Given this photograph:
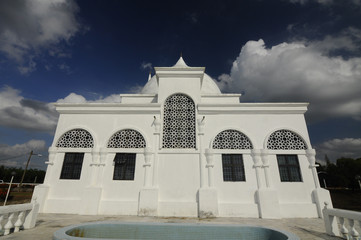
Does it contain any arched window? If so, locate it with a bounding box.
[212,130,251,182]
[56,129,94,148]
[212,130,253,149]
[56,128,93,180]
[107,129,146,148]
[162,94,196,148]
[267,130,307,150]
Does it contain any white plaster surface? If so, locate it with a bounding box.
[33,57,332,218]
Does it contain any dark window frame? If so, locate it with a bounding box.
[277,154,303,182]
[60,153,84,180]
[222,154,246,182]
[113,153,136,180]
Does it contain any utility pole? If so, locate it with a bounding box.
[19,151,41,187]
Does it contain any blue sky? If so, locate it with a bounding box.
[0,0,361,169]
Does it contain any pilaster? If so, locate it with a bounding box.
[307,149,333,218]
[198,148,219,218]
[255,149,281,219]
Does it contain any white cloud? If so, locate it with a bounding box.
[0,140,46,168]
[56,92,121,103]
[218,38,361,122]
[0,140,46,160]
[315,138,361,163]
[0,86,58,132]
[308,27,361,54]
[140,62,153,71]
[0,0,82,74]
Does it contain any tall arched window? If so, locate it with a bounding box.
[162,94,196,148]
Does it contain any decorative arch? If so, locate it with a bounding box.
[107,129,146,148]
[162,93,196,148]
[212,129,253,149]
[56,128,94,148]
[267,129,307,150]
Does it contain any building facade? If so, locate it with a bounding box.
[33,57,332,218]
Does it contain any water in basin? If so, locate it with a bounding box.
[53,221,299,240]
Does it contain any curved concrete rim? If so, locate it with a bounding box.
[53,221,300,240]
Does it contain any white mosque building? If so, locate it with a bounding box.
[33,57,332,218]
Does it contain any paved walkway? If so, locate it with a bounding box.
[2,214,341,240]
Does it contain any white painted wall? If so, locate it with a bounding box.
[32,58,332,218]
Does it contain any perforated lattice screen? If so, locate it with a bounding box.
[56,129,94,148]
[267,130,307,150]
[212,130,253,149]
[108,129,146,148]
[162,94,196,148]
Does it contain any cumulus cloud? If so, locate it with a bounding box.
[0,140,46,168]
[0,0,82,74]
[0,86,58,132]
[315,138,361,163]
[56,92,121,103]
[308,27,361,55]
[218,38,361,122]
[0,140,46,160]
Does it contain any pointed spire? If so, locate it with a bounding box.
[172,55,189,68]
[148,71,152,81]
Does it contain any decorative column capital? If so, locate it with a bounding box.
[48,147,57,154]
[306,149,316,158]
[197,117,205,135]
[260,149,270,167]
[144,147,153,166]
[251,149,262,167]
[205,148,214,167]
[46,147,57,165]
[306,149,318,167]
[153,116,161,134]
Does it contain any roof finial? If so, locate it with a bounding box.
[173,54,189,68]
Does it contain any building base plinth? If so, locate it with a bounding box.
[198,188,218,218]
[256,188,281,219]
[79,187,102,215]
[138,188,159,216]
[312,188,333,218]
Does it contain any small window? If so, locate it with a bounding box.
[277,155,302,182]
[113,153,136,180]
[60,153,84,179]
[222,154,246,182]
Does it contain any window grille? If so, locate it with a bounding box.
[56,129,94,148]
[60,153,84,179]
[213,130,253,149]
[277,155,302,182]
[267,130,307,150]
[162,94,196,148]
[222,154,246,181]
[113,153,136,180]
[108,129,146,148]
